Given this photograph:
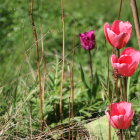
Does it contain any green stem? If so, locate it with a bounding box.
[120,129,123,140]
[120,78,124,100]
[88,50,94,83]
[117,49,120,57]
[115,79,119,101]
[124,77,127,101]
[115,49,120,101]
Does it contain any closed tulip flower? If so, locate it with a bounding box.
[106,101,134,129]
[79,30,96,50]
[104,20,132,49]
[111,47,140,77]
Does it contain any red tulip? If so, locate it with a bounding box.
[111,47,140,77]
[106,101,134,129]
[79,30,96,50]
[104,20,132,49]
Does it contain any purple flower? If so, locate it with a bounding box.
[79,30,96,50]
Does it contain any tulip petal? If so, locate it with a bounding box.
[123,112,134,129]
[118,101,132,114]
[121,47,140,62]
[111,20,132,35]
[104,23,112,45]
[119,21,132,36]
[107,29,128,49]
[110,103,120,116]
[111,102,127,116]
[121,47,136,56]
[111,20,121,35]
[88,30,95,39]
[127,111,134,121]
[116,63,131,77]
[126,61,139,76]
[105,111,118,128]
[111,115,125,129]
[117,102,132,116]
[111,54,118,64]
[118,55,132,64]
[132,51,140,63]
[111,20,132,38]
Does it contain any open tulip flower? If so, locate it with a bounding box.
[104,20,132,49]
[106,101,134,129]
[79,30,96,50]
[111,47,140,77]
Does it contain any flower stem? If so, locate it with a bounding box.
[88,50,94,83]
[117,49,120,57]
[120,78,124,100]
[124,77,127,101]
[115,49,120,101]
[115,79,119,101]
[120,129,123,140]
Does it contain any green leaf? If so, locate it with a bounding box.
[91,72,99,98]
[80,64,90,90]
[85,116,118,140]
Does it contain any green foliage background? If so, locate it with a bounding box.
[0,0,140,139]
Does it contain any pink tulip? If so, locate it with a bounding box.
[106,101,134,129]
[79,30,96,50]
[104,20,132,49]
[111,47,140,77]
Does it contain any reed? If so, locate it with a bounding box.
[105,39,111,140]
[59,0,65,123]
[70,19,76,120]
[130,0,140,50]
[40,21,47,102]
[30,0,44,131]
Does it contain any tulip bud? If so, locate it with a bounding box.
[79,30,96,50]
